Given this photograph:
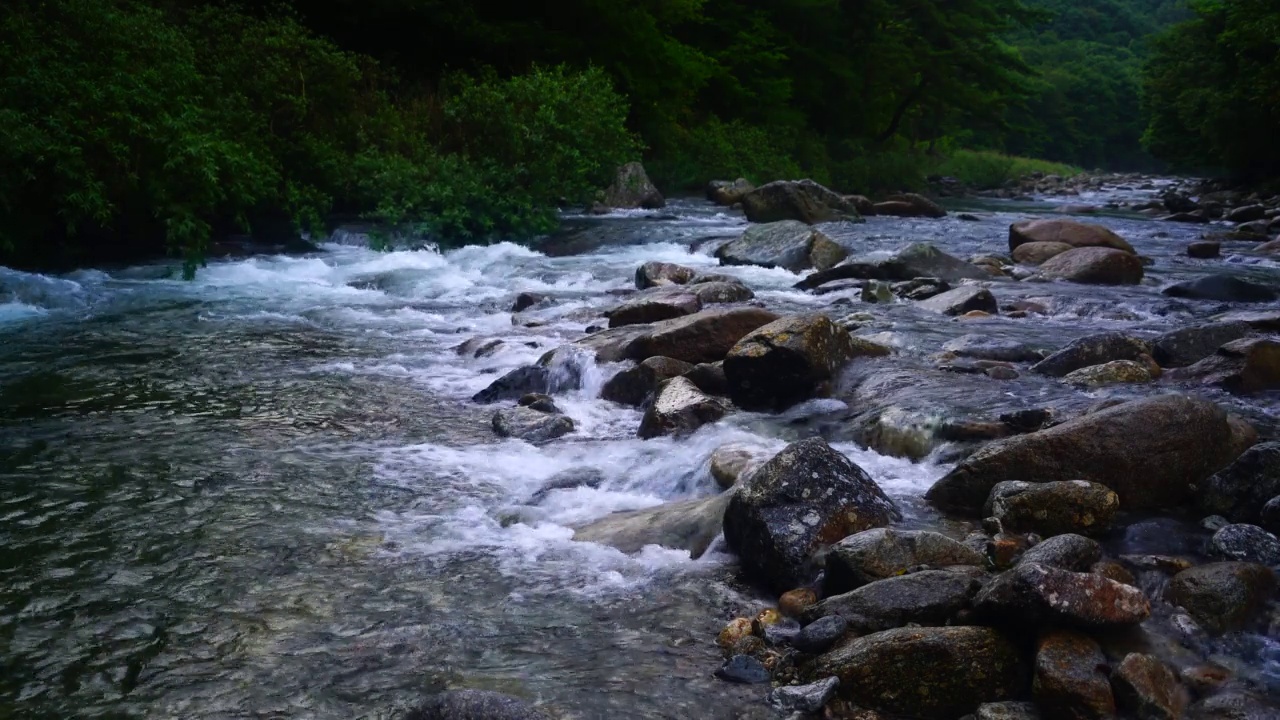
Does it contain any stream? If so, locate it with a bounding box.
[2,184,1279,718]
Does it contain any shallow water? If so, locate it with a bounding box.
[2,190,1279,718]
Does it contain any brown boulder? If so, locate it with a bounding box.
[741,179,862,225]
[1009,219,1136,254]
[974,562,1151,629]
[1167,562,1277,633]
[1166,337,1280,395]
[1013,241,1074,265]
[724,313,877,411]
[624,308,780,364]
[1037,247,1144,285]
[1033,631,1116,720]
[1111,653,1189,720]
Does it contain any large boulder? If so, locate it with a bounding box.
[740,179,862,225]
[1009,219,1136,254]
[1031,332,1153,377]
[1153,321,1254,368]
[686,280,754,304]
[1210,524,1280,565]
[607,288,701,328]
[1166,337,1280,394]
[927,395,1247,515]
[473,365,551,404]
[707,178,755,206]
[814,626,1026,719]
[1111,654,1189,720]
[796,243,989,290]
[808,568,984,632]
[724,314,879,411]
[1167,562,1277,633]
[601,356,694,407]
[623,307,780,364]
[1037,247,1144,285]
[1033,631,1116,720]
[716,220,847,272]
[974,562,1151,629]
[1019,534,1103,572]
[635,261,696,289]
[407,690,551,720]
[723,438,900,591]
[492,407,575,443]
[602,161,665,209]
[918,286,999,316]
[1063,360,1153,387]
[572,492,732,558]
[1162,276,1279,303]
[637,377,727,439]
[985,481,1119,537]
[824,528,986,595]
[1013,241,1074,265]
[1200,441,1280,524]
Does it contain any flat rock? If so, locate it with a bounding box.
[794,614,849,653]
[1038,247,1144,285]
[974,562,1151,629]
[1009,219,1135,254]
[795,242,990,290]
[942,334,1047,362]
[824,528,986,595]
[716,654,770,684]
[637,376,726,439]
[986,481,1119,537]
[1031,332,1152,377]
[918,286,998,316]
[808,568,984,632]
[572,493,732,559]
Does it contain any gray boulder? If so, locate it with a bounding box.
[492,407,575,443]
[796,242,989,290]
[602,161,664,209]
[974,562,1151,629]
[637,377,727,439]
[601,356,694,407]
[1210,524,1280,565]
[942,334,1047,362]
[918,286,999,316]
[723,438,900,591]
[607,288,701,327]
[1153,321,1253,368]
[572,492,732,559]
[1019,534,1103,572]
[823,528,986,595]
[623,308,780,364]
[635,261,696,289]
[808,568,985,632]
[740,179,862,224]
[1031,332,1152,377]
[1013,241,1073,265]
[1167,562,1277,633]
[716,220,847,272]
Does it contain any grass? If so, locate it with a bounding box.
[931,149,1084,190]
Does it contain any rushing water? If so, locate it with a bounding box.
[2,191,1279,718]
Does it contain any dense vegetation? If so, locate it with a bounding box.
[0,0,1276,272]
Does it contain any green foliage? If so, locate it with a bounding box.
[932,150,1083,189]
[1142,0,1280,180]
[647,118,804,190]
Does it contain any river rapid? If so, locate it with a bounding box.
[2,186,1279,718]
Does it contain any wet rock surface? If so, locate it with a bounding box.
[974,562,1151,629]
[985,480,1119,537]
[1167,562,1277,633]
[823,528,986,594]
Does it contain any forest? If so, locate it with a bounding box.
[1,0,1277,272]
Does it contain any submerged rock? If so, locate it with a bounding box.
[1009,219,1136,254]
[724,313,876,411]
[985,481,1119,537]
[572,492,732,558]
[723,438,899,591]
[974,562,1151,629]
[769,677,840,715]
[926,395,1246,515]
[492,407,574,443]
[637,377,727,439]
[823,528,986,595]
[715,654,770,684]
[740,179,862,224]
[814,626,1025,719]
[942,334,1047,362]
[794,615,849,653]
[1167,562,1277,633]
[1037,247,1144,285]
[1030,332,1152,377]
[716,220,847,272]
[529,467,605,504]
[407,690,551,720]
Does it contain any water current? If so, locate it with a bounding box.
[2,186,1279,718]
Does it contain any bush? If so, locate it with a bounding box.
[932,150,1083,189]
[647,117,804,190]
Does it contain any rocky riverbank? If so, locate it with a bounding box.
[453,178,1280,719]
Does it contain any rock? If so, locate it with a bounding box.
[741,179,862,224]
[635,261,697,289]
[977,702,1042,720]
[492,407,574,443]
[572,492,732,559]
[407,689,550,720]
[1262,496,1280,536]
[808,569,984,632]
[769,677,840,715]
[1167,337,1280,394]
[709,444,762,489]
[824,528,986,595]
[473,365,551,404]
[1033,631,1116,720]
[1189,692,1280,720]
[1031,332,1152,377]
[918,286,999,316]
[1168,562,1277,633]
[814,626,1025,719]
[1210,524,1280,565]
[716,654,770,684]
[608,288,702,327]
[1227,205,1267,223]
[893,277,951,300]
[717,617,754,651]
[927,395,1245,515]
[1063,360,1153,387]
[1254,238,1280,254]
[942,334,1047,362]
[1111,653,1189,720]
[1153,321,1253,368]
[518,393,560,414]
[716,220,847,272]
[974,562,1151,629]
[511,292,546,313]
[1019,534,1103,572]
[687,280,754,304]
[683,361,729,396]
[601,356,695,406]
[637,377,727,439]
[707,178,755,206]
[1189,242,1222,259]
[844,194,877,215]
[624,308,780,364]
[884,192,947,218]
[1162,212,1210,224]
[1199,442,1280,524]
[723,438,900,591]
[1093,560,1136,586]
[794,615,849,653]
[1038,247,1144,285]
[861,281,895,303]
[529,467,605,504]
[780,588,819,618]
[724,314,875,411]
[1013,241,1074,265]
[603,161,664,209]
[796,242,989,290]
[1009,219,1136,254]
[986,481,1119,537]
[1162,276,1279,303]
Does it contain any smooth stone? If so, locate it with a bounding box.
[492,407,574,443]
[709,444,762,489]
[942,334,1047,362]
[572,493,732,559]
[1009,219,1135,253]
[1210,524,1280,565]
[1167,562,1277,633]
[607,289,701,328]
[808,568,985,632]
[1031,332,1152,377]
[794,614,849,653]
[1037,246,1144,285]
[918,286,999,316]
[1188,241,1221,259]
[823,527,986,594]
[1013,241,1073,265]
[1162,276,1278,303]
[1019,534,1103,572]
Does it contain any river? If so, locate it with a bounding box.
[2,186,1278,718]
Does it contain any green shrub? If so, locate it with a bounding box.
[647,117,804,190]
[932,149,1083,189]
